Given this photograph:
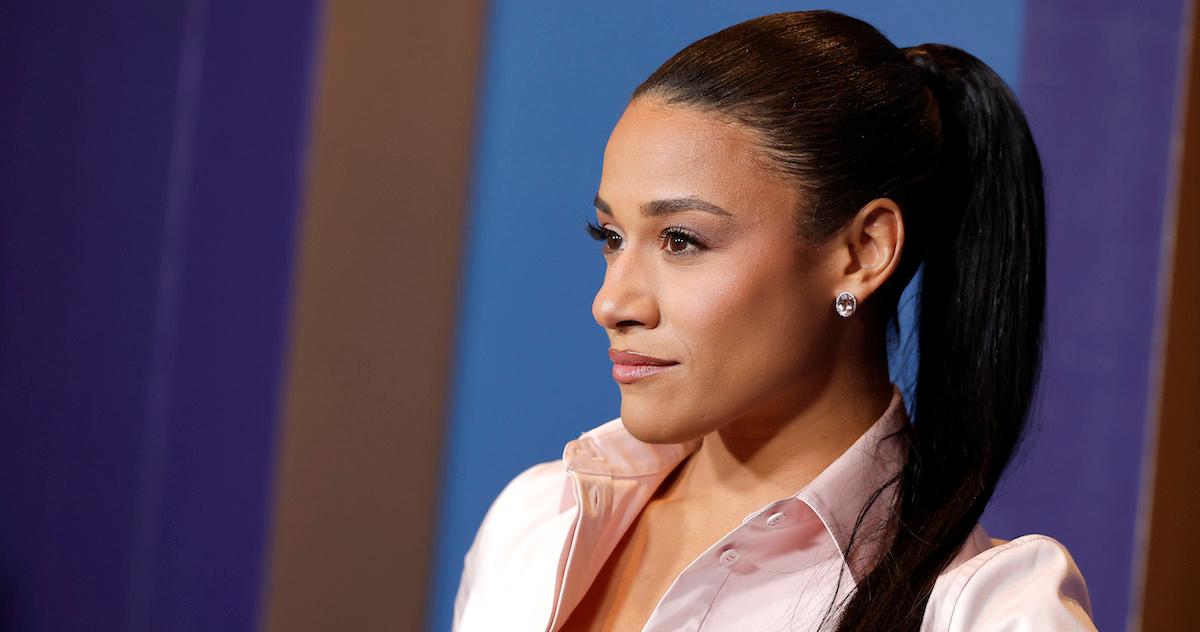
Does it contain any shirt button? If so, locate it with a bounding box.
[719,548,740,567]
[766,512,786,527]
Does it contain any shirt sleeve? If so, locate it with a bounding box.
[938,534,1096,632]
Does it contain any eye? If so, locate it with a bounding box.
[660,227,707,257]
[585,219,623,252]
[585,220,708,257]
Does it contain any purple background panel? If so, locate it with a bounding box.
[981,1,1188,630]
[0,1,320,630]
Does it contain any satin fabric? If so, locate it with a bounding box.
[453,384,1096,631]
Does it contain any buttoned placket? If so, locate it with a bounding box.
[647,546,740,631]
[640,496,821,631]
[639,506,769,632]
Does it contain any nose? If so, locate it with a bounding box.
[592,248,660,332]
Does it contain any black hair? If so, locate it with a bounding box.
[631,10,1045,630]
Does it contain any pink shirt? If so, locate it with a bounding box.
[453,384,1096,631]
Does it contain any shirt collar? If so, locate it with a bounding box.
[561,383,909,580]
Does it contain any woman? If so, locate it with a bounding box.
[454,10,1095,632]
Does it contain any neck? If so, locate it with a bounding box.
[661,329,894,512]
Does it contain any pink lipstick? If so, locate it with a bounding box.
[609,348,678,384]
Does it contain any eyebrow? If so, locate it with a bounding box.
[594,194,734,219]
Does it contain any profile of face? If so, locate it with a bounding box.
[591,98,859,445]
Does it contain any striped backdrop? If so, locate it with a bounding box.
[1,1,1194,631]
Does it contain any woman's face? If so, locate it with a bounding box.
[592,98,845,444]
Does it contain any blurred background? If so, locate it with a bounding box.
[1,1,1197,631]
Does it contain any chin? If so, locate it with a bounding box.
[619,404,704,445]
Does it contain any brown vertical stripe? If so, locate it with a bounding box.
[262,2,485,630]
[1139,4,1200,631]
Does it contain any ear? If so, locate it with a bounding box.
[834,198,904,306]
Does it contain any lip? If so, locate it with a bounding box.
[609,348,678,384]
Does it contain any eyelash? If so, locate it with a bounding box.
[584,219,707,257]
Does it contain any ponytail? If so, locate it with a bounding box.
[833,44,1047,631]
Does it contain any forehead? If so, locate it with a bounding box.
[599,99,797,218]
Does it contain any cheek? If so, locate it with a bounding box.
[619,250,834,444]
[674,257,820,363]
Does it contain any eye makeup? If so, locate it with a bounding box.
[584,219,710,257]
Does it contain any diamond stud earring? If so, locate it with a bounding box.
[834,291,858,318]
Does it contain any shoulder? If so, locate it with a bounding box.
[453,459,575,631]
[481,459,569,531]
[461,458,571,568]
[923,530,1096,632]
